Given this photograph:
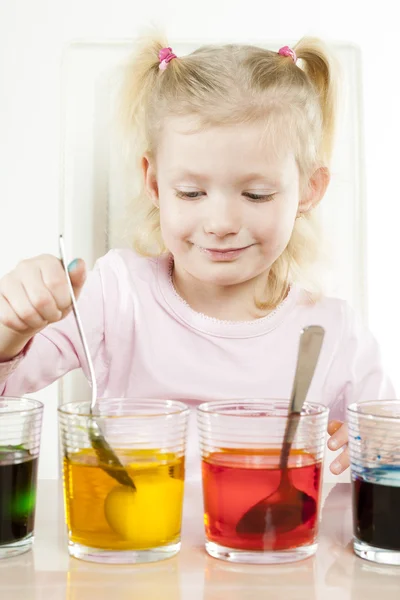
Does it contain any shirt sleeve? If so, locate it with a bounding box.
[0,261,107,396]
[328,304,397,421]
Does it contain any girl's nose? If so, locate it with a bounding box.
[203,197,241,238]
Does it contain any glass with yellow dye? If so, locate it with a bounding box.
[58,399,189,564]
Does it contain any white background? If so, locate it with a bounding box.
[0,0,399,479]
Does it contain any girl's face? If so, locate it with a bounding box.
[144,117,322,289]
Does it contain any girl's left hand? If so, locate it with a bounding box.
[327,420,349,475]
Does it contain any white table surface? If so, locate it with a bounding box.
[1,480,400,600]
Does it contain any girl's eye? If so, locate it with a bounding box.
[175,190,205,199]
[243,192,276,202]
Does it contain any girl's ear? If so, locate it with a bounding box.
[298,166,330,215]
[142,153,159,207]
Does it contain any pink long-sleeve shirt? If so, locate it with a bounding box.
[0,249,395,477]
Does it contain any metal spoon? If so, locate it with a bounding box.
[236,325,325,536]
[59,235,135,489]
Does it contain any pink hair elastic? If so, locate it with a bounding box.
[278,46,297,64]
[158,47,177,71]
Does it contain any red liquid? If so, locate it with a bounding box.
[202,449,322,551]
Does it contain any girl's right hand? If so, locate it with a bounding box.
[327,420,349,474]
[0,254,86,360]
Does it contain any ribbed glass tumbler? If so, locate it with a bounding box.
[58,398,189,564]
[197,399,328,564]
[348,400,400,565]
[0,397,43,558]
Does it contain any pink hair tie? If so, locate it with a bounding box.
[158,47,177,71]
[278,46,297,64]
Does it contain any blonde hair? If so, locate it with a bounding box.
[117,35,339,308]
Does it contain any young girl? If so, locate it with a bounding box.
[0,37,395,479]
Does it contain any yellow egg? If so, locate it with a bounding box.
[104,474,184,547]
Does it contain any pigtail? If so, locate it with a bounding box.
[294,38,339,166]
[116,34,171,255]
[118,35,168,155]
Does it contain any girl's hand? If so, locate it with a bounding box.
[0,254,86,360]
[327,420,350,475]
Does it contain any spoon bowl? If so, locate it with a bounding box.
[236,462,317,535]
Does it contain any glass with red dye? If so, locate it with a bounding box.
[197,400,328,564]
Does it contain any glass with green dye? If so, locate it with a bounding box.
[0,397,43,558]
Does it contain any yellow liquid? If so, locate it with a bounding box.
[63,449,185,550]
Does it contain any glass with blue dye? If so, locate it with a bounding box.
[348,401,400,565]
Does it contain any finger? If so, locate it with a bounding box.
[327,420,343,436]
[66,259,86,297]
[38,258,73,313]
[18,264,63,323]
[0,294,29,333]
[0,274,48,330]
[330,447,350,475]
[327,422,348,451]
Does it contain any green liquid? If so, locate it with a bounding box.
[0,446,38,545]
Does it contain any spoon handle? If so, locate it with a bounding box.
[280,325,325,469]
[290,325,325,415]
[59,235,97,410]
[59,236,136,489]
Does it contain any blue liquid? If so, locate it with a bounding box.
[352,466,400,551]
